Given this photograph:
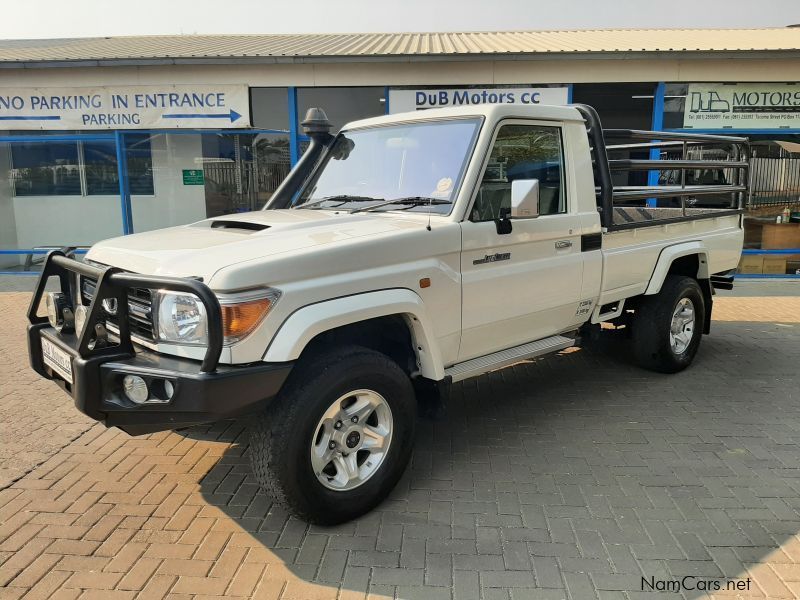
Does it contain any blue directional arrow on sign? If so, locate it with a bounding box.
[0,115,61,121]
[162,109,242,123]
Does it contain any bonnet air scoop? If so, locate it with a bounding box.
[209,220,270,232]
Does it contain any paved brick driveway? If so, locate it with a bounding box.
[0,293,94,488]
[1,290,800,599]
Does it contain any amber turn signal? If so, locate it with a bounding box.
[221,297,274,343]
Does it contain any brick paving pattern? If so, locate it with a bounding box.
[1,291,800,599]
[0,293,94,488]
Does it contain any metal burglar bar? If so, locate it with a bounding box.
[750,157,800,207]
[573,104,750,231]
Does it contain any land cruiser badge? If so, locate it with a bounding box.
[473,252,511,265]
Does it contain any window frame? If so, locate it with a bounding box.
[466,118,569,223]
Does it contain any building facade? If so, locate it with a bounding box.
[1,29,799,275]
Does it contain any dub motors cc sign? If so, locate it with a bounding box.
[683,83,800,130]
[389,87,569,114]
[0,84,251,130]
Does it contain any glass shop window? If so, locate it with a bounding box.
[10,135,154,197]
[297,87,386,131]
[10,143,81,197]
[123,134,155,195]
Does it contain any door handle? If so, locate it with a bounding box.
[555,240,573,249]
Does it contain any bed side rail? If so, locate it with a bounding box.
[572,104,750,231]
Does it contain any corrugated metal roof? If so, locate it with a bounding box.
[0,29,798,64]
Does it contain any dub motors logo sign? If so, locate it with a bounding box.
[388,87,569,114]
[684,83,800,129]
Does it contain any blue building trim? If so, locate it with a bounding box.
[742,248,800,255]
[664,128,786,135]
[384,86,391,115]
[735,273,800,279]
[646,82,666,207]
[566,84,574,104]
[114,131,133,234]
[0,249,88,255]
[288,87,300,167]
[114,128,289,136]
[0,133,115,143]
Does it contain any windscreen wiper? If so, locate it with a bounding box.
[294,195,385,210]
[350,197,452,214]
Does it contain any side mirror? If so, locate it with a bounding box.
[510,179,540,219]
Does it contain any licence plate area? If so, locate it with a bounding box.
[41,336,74,384]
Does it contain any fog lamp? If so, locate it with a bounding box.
[122,375,149,404]
[45,292,74,333]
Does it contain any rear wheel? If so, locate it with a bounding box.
[249,345,416,524]
[632,275,705,373]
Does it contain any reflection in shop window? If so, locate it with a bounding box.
[200,133,291,217]
[84,141,118,195]
[85,135,154,196]
[124,135,155,195]
[10,143,81,196]
[10,136,154,197]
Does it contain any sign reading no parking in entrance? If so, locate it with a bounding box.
[0,84,251,130]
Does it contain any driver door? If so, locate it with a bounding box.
[458,121,585,361]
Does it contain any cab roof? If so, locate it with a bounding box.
[341,103,585,131]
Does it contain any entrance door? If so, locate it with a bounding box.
[459,121,585,361]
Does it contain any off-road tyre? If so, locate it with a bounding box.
[632,275,705,374]
[249,345,416,524]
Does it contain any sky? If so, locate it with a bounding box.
[0,0,798,39]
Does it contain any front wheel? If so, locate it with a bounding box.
[631,275,705,373]
[249,346,416,524]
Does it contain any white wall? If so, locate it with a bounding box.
[0,145,19,268]
[13,194,126,249]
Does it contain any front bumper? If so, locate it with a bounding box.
[26,251,293,435]
[28,323,293,436]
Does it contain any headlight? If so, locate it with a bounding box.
[155,288,280,346]
[157,291,209,345]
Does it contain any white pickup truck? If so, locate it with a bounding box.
[27,103,748,523]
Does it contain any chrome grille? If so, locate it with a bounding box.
[81,277,156,341]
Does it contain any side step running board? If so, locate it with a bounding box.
[444,335,574,383]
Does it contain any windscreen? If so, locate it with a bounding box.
[294,118,482,215]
